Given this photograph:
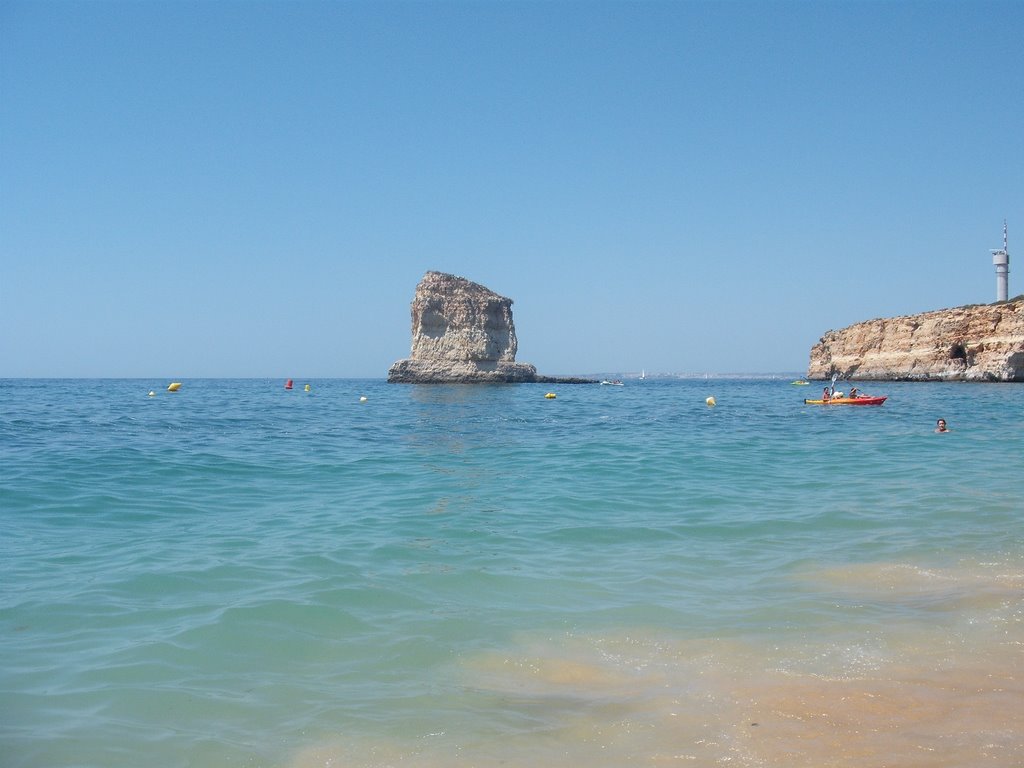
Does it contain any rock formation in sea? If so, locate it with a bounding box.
[807,297,1024,382]
[387,271,594,384]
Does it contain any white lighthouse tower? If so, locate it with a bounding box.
[990,220,1009,302]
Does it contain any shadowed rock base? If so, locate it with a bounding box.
[387,359,540,384]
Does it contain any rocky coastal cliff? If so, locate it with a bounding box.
[808,298,1024,382]
[388,272,594,384]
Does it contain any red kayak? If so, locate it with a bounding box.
[804,396,887,406]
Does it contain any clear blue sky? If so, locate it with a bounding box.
[2,0,1021,378]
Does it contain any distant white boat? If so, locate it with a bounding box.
[640,369,646,380]
[601,380,624,386]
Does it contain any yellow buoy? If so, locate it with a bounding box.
[167,382,182,392]
[304,384,311,392]
[545,392,557,399]
[706,396,716,406]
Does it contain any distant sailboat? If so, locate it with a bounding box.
[640,369,646,380]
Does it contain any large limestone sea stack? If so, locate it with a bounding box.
[808,298,1024,382]
[388,271,592,384]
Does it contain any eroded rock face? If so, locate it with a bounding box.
[408,271,520,363]
[808,298,1024,381]
[387,272,545,383]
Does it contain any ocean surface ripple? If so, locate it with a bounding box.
[2,378,1022,767]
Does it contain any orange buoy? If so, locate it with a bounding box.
[285,379,293,390]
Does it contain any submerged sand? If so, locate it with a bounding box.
[292,557,1024,767]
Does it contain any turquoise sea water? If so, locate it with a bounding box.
[2,378,1022,768]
